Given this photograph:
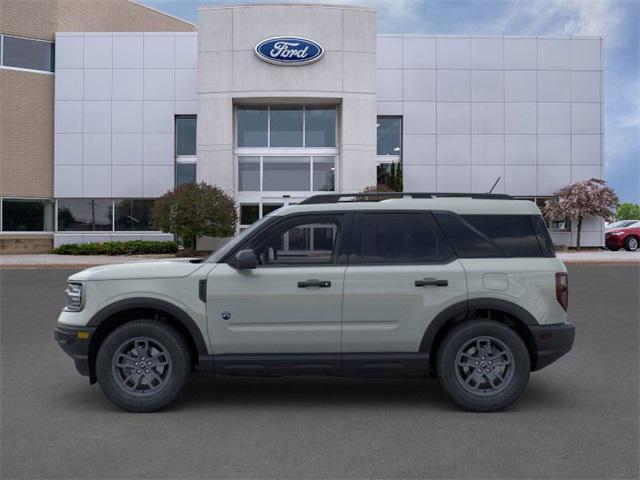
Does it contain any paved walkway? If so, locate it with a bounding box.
[0,250,638,268]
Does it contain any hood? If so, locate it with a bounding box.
[606,228,628,235]
[68,259,205,282]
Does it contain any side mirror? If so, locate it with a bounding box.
[233,249,258,270]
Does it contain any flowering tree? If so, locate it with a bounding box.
[543,179,619,250]
[152,182,237,255]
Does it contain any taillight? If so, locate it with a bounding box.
[555,272,568,311]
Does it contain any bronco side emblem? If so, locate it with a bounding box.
[221,311,232,321]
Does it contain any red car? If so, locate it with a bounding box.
[605,222,640,251]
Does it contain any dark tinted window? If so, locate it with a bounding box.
[353,213,453,264]
[57,199,112,231]
[2,35,54,72]
[530,215,556,257]
[114,199,155,231]
[2,199,53,231]
[434,212,502,258]
[175,116,196,155]
[176,163,196,186]
[462,215,543,257]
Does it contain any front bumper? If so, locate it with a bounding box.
[529,322,575,371]
[605,235,624,248]
[54,325,95,377]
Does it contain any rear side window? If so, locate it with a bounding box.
[434,212,502,258]
[352,212,454,264]
[530,215,556,257]
[461,215,544,257]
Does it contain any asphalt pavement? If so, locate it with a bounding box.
[1,265,638,479]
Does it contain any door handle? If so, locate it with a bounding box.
[415,278,448,287]
[297,279,331,288]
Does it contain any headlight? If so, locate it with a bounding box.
[64,283,84,312]
[609,231,624,236]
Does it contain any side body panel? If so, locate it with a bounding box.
[341,260,468,352]
[206,263,346,354]
[461,257,568,325]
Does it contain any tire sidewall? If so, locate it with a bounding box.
[624,236,638,251]
[437,320,531,412]
[96,320,190,412]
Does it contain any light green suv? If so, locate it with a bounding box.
[55,193,575,412]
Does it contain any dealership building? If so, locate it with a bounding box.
[0,1,605,252]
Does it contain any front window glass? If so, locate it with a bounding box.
[1,199,54,231]
[175,116,196,156]
[269,107,303,147]
[263,156,310,191]
[2,35,54,72]
[57,199,112,231]
[305,107,336,147]
[114,199,155,231]
[377,117,401,156]
[237,107,268,147]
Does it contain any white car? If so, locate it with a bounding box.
[55,193,575,412]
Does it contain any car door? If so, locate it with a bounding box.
[206,213,348,357]
[341,211,467,357]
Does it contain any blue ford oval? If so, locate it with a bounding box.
[255,37,324,66]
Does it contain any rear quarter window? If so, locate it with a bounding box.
[461,215,545,257]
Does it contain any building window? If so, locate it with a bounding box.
[517,197,572,231]
[175,116,196,186]
[236,106,337,148]
[376,116,402,191]
[238,156,335,192]
[114,199,155,231]
[1,35,54,73]
[239,202,284,227]
[57,199,112,231]
[1,198,54,231]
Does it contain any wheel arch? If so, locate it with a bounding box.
[87,298,210,383]
[421,298,539,374]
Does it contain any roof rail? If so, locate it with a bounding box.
[299,192,513,205]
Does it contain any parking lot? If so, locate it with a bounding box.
[1,265,638,479]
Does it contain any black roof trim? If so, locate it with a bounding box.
[299,192,514,205]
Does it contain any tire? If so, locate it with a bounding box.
[624,236,638,252]
[96,320,191,412]
[436,320,531,412]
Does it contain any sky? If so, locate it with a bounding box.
[140,0,639,203]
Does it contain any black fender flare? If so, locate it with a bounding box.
[87,297,209,357]
[419,298,539,353]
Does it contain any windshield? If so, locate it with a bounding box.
[204,215,273,263]
[607,220,637,229]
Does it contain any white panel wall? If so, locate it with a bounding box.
[54,32,198,199]
[377,35,604,246]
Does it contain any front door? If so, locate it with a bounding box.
[206,213,348,361]
[341,212,467,361]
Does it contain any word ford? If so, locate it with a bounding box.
[255,36,324,65]
[270,41,309,59]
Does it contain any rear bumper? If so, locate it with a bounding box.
[54,325,95,377]
[529,322,575,371]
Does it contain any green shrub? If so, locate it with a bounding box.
[54,240,178,256]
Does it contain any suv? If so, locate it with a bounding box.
[55,193,575,412]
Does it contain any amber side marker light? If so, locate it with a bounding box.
[77,331,90,339]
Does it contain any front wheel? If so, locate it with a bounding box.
[96,320,191,412]
[624,236,638,251]
[436,320,530,412]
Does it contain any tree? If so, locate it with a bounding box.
[152,182,237,255]
[543,178,619,250]
[616,202,640,220]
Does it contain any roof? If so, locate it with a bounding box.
[272,196,542,216]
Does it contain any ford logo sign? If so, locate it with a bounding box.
[255,36,324,66]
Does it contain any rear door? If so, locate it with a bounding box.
[341,211,467,355]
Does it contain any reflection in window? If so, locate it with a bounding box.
[238,156,260,191]
[313,157,335,191]
[57,199,112,231]
[176,163,196,186]
[270,107,303,147]
[1,35,54,72]
[114,199,155,231]
[237,107,268,147]
[305,108,336,147]
[175,116,196,156]
[240,204,259,225]
[377,117,402,156]
[517,197,571,231]
[1,199,54,231]
[263,156,310,191]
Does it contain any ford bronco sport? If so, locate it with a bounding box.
[55,192,575,412]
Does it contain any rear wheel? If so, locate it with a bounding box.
[436,320,530,412]
[96,320,191,412]
[624,236,638,251]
